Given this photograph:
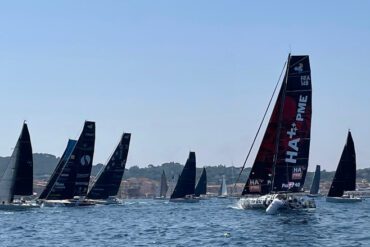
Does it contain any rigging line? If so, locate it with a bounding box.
[231,59,287,195]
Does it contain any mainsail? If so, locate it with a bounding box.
[170,152,196,199]
[159,170,168,198]
[47,121,95,200]
[310,165,321,195]
[219,175,227,196]
[0,123,33,204]
[86,133,131,200]
[242,55,312,195]
[13,123,33,196]
[38,139,77,199]
[194,167,207,197]
[328,131,356,197]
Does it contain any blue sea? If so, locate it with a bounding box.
[0,198,369,247]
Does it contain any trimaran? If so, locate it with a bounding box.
[238,54,316,213]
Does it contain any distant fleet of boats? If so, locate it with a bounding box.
[0,54,367,214]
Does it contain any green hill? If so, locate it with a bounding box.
[0,153,369,188]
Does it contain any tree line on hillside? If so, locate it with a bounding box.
[0,153,370,188]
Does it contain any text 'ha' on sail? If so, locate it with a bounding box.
[170,152,198,202]
[86,133,131,200]
[44,121,96,200]
[0,123,33,204]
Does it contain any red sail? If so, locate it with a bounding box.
[241,84,284,195]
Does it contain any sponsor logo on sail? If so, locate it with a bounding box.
[249,179,261,192]
[294,63,304,73]
[80,155,91,166]
[292,166,303,179]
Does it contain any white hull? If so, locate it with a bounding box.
[39,198,95,207]
[239,194,316,213]
[326,197,362,203]
[87,197,123,205]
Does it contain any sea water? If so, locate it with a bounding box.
[0,198,369,246]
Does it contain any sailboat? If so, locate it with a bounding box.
[86,133,131,204]
[195,167,207,198]
[326,131,362,203]
[155,170,169,199]
[238,54,316,213]
[170,152,199,203]
[0,123,34,207]
[38,121,96,207]
[308,165,321,197]
[218,175,228,198]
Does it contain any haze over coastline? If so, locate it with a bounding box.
[1,1,369,171]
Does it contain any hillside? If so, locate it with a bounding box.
[1,153,370,187]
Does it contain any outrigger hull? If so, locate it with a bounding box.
[326,197,362,203]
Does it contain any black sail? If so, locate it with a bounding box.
[87,133,131,200]
[159,170,168,198]
[328,131,356,197]
[272,55,312,192]
[38,139,77,199]
[13,123,33,196]
[310,165,321,195]
[47,121,95,199]
[170,152,196,199]
[194,167,207,196]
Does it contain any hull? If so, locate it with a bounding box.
[326,197,362,203]
[87,198,123,205]
[239,194,316,212]
[169,198,199,203]
[39,199,95,207]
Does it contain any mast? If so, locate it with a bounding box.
[328,131,356,197]
[170,152,196,199]
[271,54,290,192]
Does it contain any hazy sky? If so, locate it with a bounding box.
[1,1,369,171]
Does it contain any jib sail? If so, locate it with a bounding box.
[310,165,321,195]
[195,167,207,197]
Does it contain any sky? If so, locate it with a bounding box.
[0,1,369,171]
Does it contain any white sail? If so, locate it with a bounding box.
[221,176,227,196]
